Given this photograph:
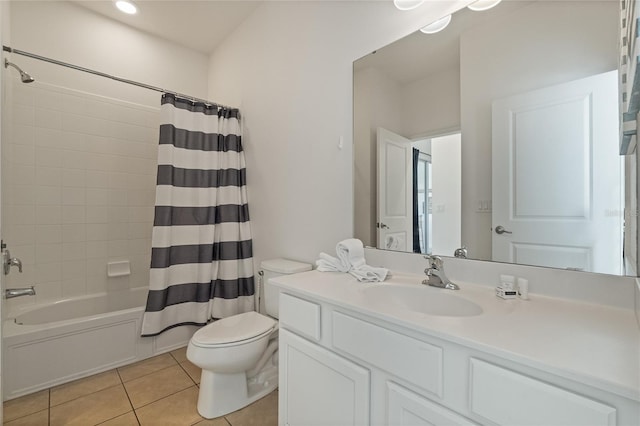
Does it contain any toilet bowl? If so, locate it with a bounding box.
[186,258,311,419]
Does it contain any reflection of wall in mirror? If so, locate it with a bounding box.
[459,1,618,260]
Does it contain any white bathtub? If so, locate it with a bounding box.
[3,288,198,400]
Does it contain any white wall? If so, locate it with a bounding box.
[208,0,473,268]
[400,66,460,138]
[431,133,461,255]
[459,1,618,260]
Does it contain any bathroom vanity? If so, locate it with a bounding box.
[271,270,640,425]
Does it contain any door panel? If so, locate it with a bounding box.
[377,127,413,252]
[492,70,622,274]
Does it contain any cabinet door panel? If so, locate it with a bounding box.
[279,329,370,426]
[388,382,477,426]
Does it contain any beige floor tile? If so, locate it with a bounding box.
[225,390,278,426]
[193,417,230,426]
[170,346,188,363]
[180,360,201,384]
[50,384,132,426]
[3,390,49,423]
[135,386,203,426]
[117,353,177,382]
[51,369,121,406]
[98,411,140,425]
[3,408,48,426]
[123,365,194,409]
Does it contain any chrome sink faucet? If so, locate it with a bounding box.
[422,255,459,290]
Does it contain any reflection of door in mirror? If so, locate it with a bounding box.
[373,128,461,254]
[492,70,622,275]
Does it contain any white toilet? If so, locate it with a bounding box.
[186,258,311,419]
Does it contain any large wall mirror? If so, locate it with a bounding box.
[353,0,639,277]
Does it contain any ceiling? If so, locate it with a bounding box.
[72,0,263,54]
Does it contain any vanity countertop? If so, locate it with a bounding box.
[270,270,640,402]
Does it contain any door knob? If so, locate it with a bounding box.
[377,222,389,229]
[495,225,512,235]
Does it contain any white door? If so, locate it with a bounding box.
[492,70,622,274]
[279,329,370,426]
[377,127,413,252]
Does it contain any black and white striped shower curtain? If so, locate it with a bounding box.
[141,94,255,337]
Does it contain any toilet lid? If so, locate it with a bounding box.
[191,311,276,346]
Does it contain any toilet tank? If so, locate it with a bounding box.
[260,258,312,318]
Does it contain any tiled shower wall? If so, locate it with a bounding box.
[2,81,159,310]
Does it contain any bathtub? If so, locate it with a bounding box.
[3,288,198,400]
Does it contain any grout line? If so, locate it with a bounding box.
[48,382,123,409]
[118,377,142,426]
[130,383,196,411]
[48,388,51,426]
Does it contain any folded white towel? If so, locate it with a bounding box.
[348,265,389,282]
[316,238,388,282]
[336,238,366,269]
[316,252,350,273]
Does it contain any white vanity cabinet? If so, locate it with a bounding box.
[277,288,639,426]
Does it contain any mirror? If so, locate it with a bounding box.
[353,0,637,276]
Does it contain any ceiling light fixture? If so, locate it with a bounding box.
[467,0,502,11]
[419,14,452,34]
[115,0,137,15]
[393,0,425,11]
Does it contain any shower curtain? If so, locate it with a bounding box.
[141,93,255,337]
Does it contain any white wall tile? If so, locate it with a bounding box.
[35,147,64,168]
[34,281,63,303]
[62,224,86,242]
[35,225,62,243]
[61,206,86,224]
[62,278,86,297]
[35,107,62,130]
[35,167,62,186]
[35,243,63,264]
[86,259,107,277]
[85,170,109,188]
[86,224,109,241]
[62,169,86,187]
[11,144,35,165]
[13,124,35,146]
[62,260,86,280]
[62,187,86,205]
[35,205,62,224]
[86,188,108,206]
[13,104,35,126]
[10,184,36,206]
[86,241,108,259]
[35,262,62,283]
[35,186,61,205]
[34,127,64,149]
[86,206,108,223]
[61,150,87,170]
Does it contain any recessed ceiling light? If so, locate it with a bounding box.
[468,0,502,11]
[419,15,452,34]
[393,0,425,11]
[115,0,137,15]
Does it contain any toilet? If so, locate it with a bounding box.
[186,258,312,419]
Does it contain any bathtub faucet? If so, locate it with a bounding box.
[5,286,36,299]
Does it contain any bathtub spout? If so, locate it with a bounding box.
[5,286,35,299]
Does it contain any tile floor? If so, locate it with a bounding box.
[2,347,278,426]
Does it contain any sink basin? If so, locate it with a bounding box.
[362,284,483,317]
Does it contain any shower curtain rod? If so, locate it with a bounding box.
[2,45,234,110]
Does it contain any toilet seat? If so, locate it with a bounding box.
[191,311,276,348]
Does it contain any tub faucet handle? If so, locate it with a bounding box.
[2,248,23,275]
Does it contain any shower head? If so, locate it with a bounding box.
[4,59,34,83]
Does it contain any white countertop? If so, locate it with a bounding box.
[270,270,640,402]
